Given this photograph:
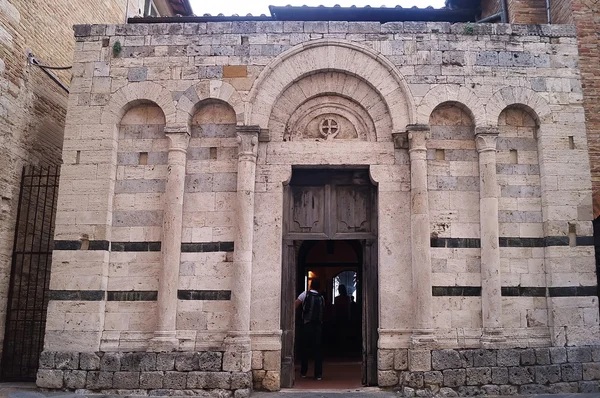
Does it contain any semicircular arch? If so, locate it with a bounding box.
[486,86,552,125]
[247,39,415,132]
[176,80,245,126]
[101,81,177,126]
[417,84,484,126]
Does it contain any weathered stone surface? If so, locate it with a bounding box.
[579,380,600,393]
[520,384,549,394]
[113,371,140,389]
[64,370,87,389]
[568,347,592,363]
[473,350,496,367]
[593,347,600,362]
[262,351,280,371]
[163,371,187,389]
[562,363,583,382]
[231,372,252,389]
[37,369,64,389]
[403,387,416,397]
[432,350,462,370]
[140,371,163,389]
[86,371,113,389]
[101,352,122,371]
[535,348,551,365]
[187,371,208,389]
[234,388,251,398]
[80,353,101,370]
[409,350,431,372]
[379,349,394,371]
[508,367,534,385]
[500,384,518,395]
[550,347,567,364]
[122,352,155,371]
[378,370,398,387]
[491,367,509,384]
[438,387,457,397]
[403,371,424,388]
[156,353,176,371]
[549,382,579,394]
[55,352,79,370]
[443,369,466,387]
[423,370,443,385]
[481,384,500,395]
[520,349,536,365]
[395,350,409,370]
[262,371,280,392]
[458,351,474,368]
[199,352,223,371]
[175,352,199,371]
[535,364,561,384]
[583,363,600,380]
[39,351,55,369]
[497,349,520,367]
[466,367,491,385]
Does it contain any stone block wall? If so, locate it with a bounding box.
[378,347,600,395]
[36,351,251,397]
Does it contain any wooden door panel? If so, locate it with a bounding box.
[290,186,326,234]
[335,185,371,234]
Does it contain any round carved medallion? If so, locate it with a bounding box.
[319,118,340,139]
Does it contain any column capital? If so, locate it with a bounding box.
[237,127,259,162]
[475,130,499,153]
[408,126,430,152]
[165,129,190,153]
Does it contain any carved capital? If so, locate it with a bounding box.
[475,132,499,153]
[392,131,409,149]
[165,130,190,153]
[408,127,430,152]
[236,126,259,162]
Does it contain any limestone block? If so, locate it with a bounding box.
[251,351,263,370]
[231,372,252,389]
[432,350,463,370]
[140,371,163,389]
[395,350,409,370]
[113,371,140,389]
[163,371,187,389]
[424,371,443,385]
[466,368,491,385]
[491,367,508,384]
[409,350,432,372]
[101,352,122,371]
[55,352,79,370]
[443,369,466,387]
[508,367,534,385]
[583,363,600,381]
[521,349,536,365]
[199,351,223,371]
[206,372,231,389]
[378,370,398,387]
[37,369,64,389]
[234,388,251,398]
[567,347,592,363]
[262,351,280,371]
[403,372,424,388]
[261,371,280,391]
[39,352,55,369]
[535,348,551,365]
[379,349,394,371]
[86,371,114,389]
[549,382,579,394]
[156,353,174,371]
[175,352,199,371]
[579,381,600,393]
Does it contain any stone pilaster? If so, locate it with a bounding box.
[475,127,505,345]
[148,126,190,352]
[224,125,259,372]
[408,124,436,347]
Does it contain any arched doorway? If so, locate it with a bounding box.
[281,168,378,388]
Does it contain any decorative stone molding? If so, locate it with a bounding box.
[485,86,552,126]
[475,127,500,153]
[248,39,414,132]
[416,84,485,126]
[392,131,409,149]
[175,80,245,125]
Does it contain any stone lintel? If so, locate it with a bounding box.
[164,125,189,135]
[406,123,431,132]
[475,126,500,136]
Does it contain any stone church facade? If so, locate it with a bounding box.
[36,10,600,396]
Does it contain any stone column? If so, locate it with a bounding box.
[223,125,259,372]
[148,126,190,352]
[408,124,436,346]
[475,127,505,344]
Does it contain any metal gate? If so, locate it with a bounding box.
[2,166,59,381]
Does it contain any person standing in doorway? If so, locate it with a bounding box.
[295,279,325,380]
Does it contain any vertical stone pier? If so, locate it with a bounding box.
[475,127,504,344]
[148,126,190,352]
[224,126,259,372]
[408,124,436,346]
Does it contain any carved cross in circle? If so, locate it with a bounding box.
[319,118,340,139]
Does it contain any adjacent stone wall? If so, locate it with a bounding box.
[379,347,600,395]
[36,351,251,397]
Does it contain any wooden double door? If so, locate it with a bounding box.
[280,169,378,387]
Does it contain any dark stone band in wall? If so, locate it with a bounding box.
[549,286,598,297]
[48,290,105,301]
[181,242,234,252]
[177,290,231,300]
[54,240,110,250]
[432,286,481,296]
[107,291,158,301]
[53,241,235,252]
[111,241,162,252]
[430,238,480,248]
[501,287,546,297]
